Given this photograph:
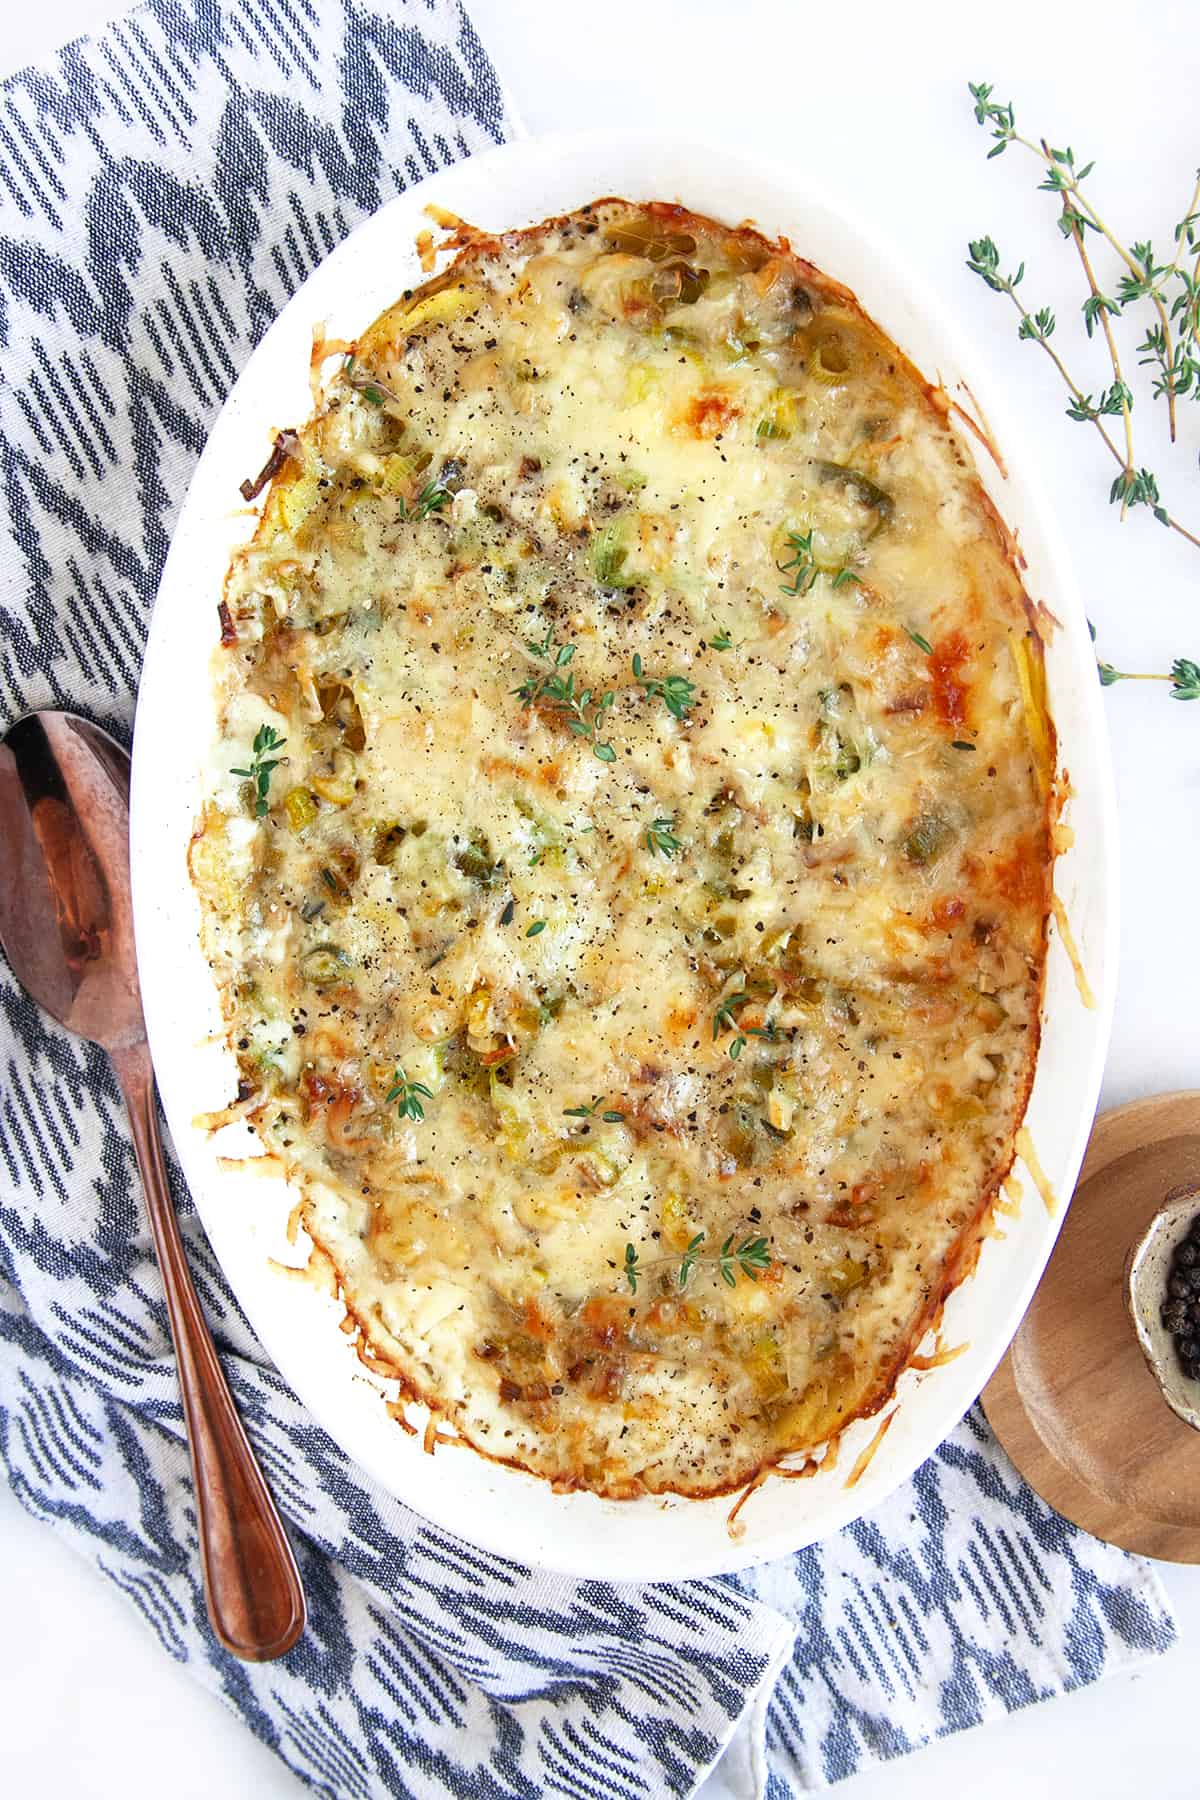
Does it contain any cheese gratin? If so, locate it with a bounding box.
[191,200,1054,1498]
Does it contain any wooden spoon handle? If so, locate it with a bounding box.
[112,1040,306,1660]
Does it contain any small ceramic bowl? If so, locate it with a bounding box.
[1126,1188,1200,1431]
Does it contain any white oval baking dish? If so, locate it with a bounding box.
[131,130,1117,1579]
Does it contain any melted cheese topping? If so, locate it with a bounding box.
[192,202,1052,1497]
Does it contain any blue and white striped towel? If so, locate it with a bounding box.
[0,2,1176,1793]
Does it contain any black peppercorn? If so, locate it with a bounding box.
[1164,1214,1200,1379]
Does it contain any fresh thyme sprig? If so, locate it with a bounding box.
[710,628,733,651]
[967,83,1194,440]
[644,816,683,858]
[230,724,286,819]
[712,991,777,1060]
[386,1067,434,1122]
[514,627,617,762]
[398,478,451,521]
[1098,657,1200,700]
[564,1097,626,1122]
[342,358,400,408]
[964,235,1197,545]
[716,1232,771,1286]
[622,1231,772,1294]
[778,529,859,596]
[1086,603,1199,713]
[632,655,697,722]
[779,529,818,596]
[965,83,1200,552]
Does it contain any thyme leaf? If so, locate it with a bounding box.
[230,724,286,819]
[778,528,818,596]
[632,655,697,722]
[712,991,777,1059]
[564,1097,626,1122]
[645,816,683,858]
[779,529,858,596]
[398,478,452,521]
[386,1067,434,1122]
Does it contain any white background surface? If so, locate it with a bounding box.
[2,1,1199,1795]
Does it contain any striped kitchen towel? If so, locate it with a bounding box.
[0,1,1176,1794]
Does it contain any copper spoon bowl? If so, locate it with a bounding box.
[0,710,305,1660]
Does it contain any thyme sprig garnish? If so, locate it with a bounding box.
[230,724,286,819]
[343,359,400,408]
[712,991,777,1060]
[965,83,1200,551]
[645,816,683,858]
[622,1231,772,1294]
[632,655,697,722]
[716,1232,771,1285]
[398,478,451,521]
[778,529,859,596]
[564,1097,626,1122]
[386,1067,434,1122]
[514,627,617,762]
[710,628,733,651]
[779,529,818,596]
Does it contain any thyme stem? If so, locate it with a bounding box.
[1054,162,1135,513]
[1002,286,1126,467]
[1010,128,1181,439]
[622,1232,771,1294]
[1164,172,1200,284]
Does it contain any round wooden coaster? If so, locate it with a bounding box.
[982,1090,1200,1561]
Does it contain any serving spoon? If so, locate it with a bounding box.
[0,710,305,1661]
